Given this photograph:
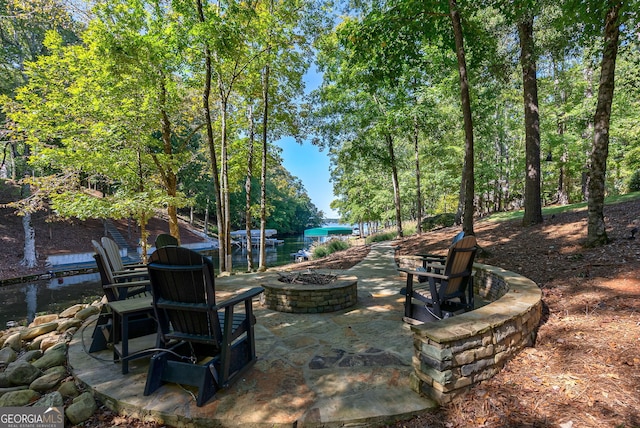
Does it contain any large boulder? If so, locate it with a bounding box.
[65,392,97,425]
[20,322,59,341]
[34,390,64,408]
[74,306,100,321]
[4,332,22,351]
[5,361,41,386]
[56,318,83,333]
[0,389,39,406]
[57,380,80,399]
[16,349,42,363]
[30,370,67,392]
[32,344,67,370]
[0,346,17,365]
[59,304,85,318]
[30,314,59,326]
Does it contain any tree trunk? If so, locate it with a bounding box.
[519,15,543,226]
[245,106,255,272]
[196,0,225,271]
[449,0,475,235]
[553,61,569,205]
[158,80,181,243]
[20,179,37,268]
[586,1,621,247]
[220,98,232,272]
[21,213,37,268]
[413,114,423,234]
[137,211,151,262]
[204,196,210,236]
[258,56,270,272]
[386,133,403,238]
[558,144,569,205]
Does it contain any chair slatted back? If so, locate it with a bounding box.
[101,236,126,272]
[441,236,477,298]
[92,240,117,285]
[147,246,222,348]
[154,233,178,249]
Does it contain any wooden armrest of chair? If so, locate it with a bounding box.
[113,264,147,274]
[106,279,151,299]
[416,253,446,260]
[421,255,446,263]
[215,287,265,310]
[112,270,149,282]
[399,267,448,280]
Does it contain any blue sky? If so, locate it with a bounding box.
[275,136,337,218]
[274,67,339,219]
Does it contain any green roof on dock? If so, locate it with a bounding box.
[304,227,353,238]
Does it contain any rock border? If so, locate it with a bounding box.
[397,261,542,404]
[259,273,358,313]
[0,301,103,425]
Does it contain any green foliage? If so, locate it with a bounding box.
[0,0,81,99]
[486,192,640,223]
[2,0,326,240]
[4,0,640,244]
[312,239,350,259]
[365,231,397,244]
[402,223,416,236]
[628,170,640,192]
[421,213,456,231]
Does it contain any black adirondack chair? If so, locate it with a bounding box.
[399,235,477,323]
[100,236,146,274]
[154,233,178,249]
[92,240,150,301]
[143,246,264,406]
[89,240,155,353]
[415,230,465,272]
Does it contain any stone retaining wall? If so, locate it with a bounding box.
[400,261,542,404]
[260,274,358,313]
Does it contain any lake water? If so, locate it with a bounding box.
[0,236,309,327]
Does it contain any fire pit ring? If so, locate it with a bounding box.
[260,272,357,313]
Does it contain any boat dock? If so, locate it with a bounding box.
[230,229,284,249]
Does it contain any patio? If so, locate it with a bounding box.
[68,243,436,427]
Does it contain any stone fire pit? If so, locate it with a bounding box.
[261,271,357,313]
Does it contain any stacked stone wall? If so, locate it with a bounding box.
[402,263,542,404]
[261,275,357,313]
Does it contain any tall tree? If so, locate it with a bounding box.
[259,54,271,271]
[518,10,543,226]
[585,0,622,246]
[412,112,423,233]
[92,0,196,243]
[0,0,81,266]
[448,0,475,235]
[4,28,188,259]
[194,0,225,271]
[317,0,479,235]
[244,106,256,272]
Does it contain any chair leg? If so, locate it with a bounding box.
[144,352,168,397]
[404,274,415,319]
[89,314,112,353]
[197,364,217,407]
[467,277,475,311]
[145,345,223,407]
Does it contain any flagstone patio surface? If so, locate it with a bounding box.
[68,243,437,427]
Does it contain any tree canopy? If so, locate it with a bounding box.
[2,0,639,265]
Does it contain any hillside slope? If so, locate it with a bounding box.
[0,180,206,281]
